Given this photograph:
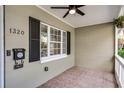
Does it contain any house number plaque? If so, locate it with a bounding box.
[9,28,24,35]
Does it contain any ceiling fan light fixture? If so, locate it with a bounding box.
[51,5,85,18]
[69,9,76,14]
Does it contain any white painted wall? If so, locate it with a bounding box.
[0,5,4,88]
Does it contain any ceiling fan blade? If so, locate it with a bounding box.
[76,5,85,8]
[69,5,74,8]
[51,7,69,9]
[76,9,85,16]
[63,10,69,18]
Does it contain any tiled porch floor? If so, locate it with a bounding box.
[38,66,117,88]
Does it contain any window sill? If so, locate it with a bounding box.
[41,54,67,63]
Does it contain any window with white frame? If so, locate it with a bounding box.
[50,27,61,55]
[40,22,67,63]
[41,23,48,57]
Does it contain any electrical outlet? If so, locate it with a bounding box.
[44,66,48,71]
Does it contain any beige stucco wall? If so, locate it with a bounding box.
[0,6,4,88]
[75,23,114,72]
[5,5,75,88]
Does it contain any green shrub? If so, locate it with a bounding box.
[113,16,124,28]
[118,48,124,57]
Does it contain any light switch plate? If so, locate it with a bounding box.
[6,50,11,56]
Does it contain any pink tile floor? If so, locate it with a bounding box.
[38,66,117,88]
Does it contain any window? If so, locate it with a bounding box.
[40,23,67,63]
[41,24,48,57]
[50,27,61,55]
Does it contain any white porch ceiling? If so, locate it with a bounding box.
[38,5,121,28]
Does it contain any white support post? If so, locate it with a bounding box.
[115,5,124,88]
[115,26,118,56]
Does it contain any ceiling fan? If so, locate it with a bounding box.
[51,5,85,18]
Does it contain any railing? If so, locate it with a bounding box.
[115,55,124,87]
[114,5,124,88]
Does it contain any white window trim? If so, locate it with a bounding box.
[62,31,67,54]
[61,30,63,54]
[40,22,67,63]
[41,54,67,63]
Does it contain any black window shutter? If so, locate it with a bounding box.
[29,17,40,62]
[67,31,71,55]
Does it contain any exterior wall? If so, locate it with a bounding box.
[0,6,4,88]
[75,23,114,72]
[5,5,75,88]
